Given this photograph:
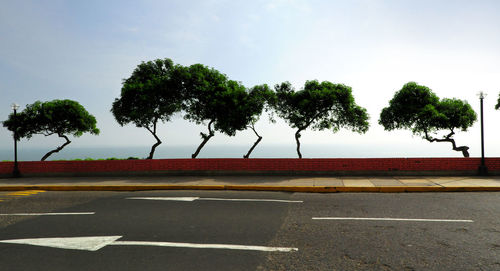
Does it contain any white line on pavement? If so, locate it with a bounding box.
[0,236,122,251]
[110,241,298,252]
[127,197,200,201]
[0,212,95,216]
[312,217,474,222]
[0,236,298,252]
[127,197,303,203]
[199,198,303,203]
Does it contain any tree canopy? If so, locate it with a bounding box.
[181,64,255,158]
[270,80,370,158]
[111,58,184,159]
[3,99,99,161]
[379,82,477,157]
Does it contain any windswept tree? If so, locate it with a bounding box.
[242,84,274,158]
[270,80,370,158]
[3,99,99,161]
[181,64,252,158]
[379,82,477,157]
[111,58,184,159]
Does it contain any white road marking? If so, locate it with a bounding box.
[199,198,303,203]
[312,217,474,223]
[0,236,298,252]
[127,197,200,201]
[111,241,298,252]
[0,212,95,216]
[0,236,122,251]
[127,197,303,203]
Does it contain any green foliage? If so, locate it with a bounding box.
[3,99,99,161]
[111,58,184,159]
[181,65,273,135]
[181,64,247,135]
[219,83,274,136]
[379,82,476,135]
[3,99,99,140]
[270,80,369,158]
[379,82,440,134]
[111,58,184,128]
[246,84,276,126]
[271,80,369,133]
[181,64,273,157]
[379,82,477,157]
[436,98,477,131]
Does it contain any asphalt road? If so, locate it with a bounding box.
[0,190,499,271]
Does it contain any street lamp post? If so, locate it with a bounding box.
[478,92,488,176]
[11,103,21,178]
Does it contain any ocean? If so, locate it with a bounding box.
[0,142,466,161]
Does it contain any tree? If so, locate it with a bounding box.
[241,84,274,158]
[181,64,252,158]
[111,58,184,159]
[379,82,477,157]
[3,99,99,161]
[270,80,370,158]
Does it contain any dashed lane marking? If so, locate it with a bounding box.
[0,212,95,216]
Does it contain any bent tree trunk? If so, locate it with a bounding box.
[293,115,319,159]
[192,120,215,159]
[295,129,303,159]
[243,124,262,159]
[41,133,71,161]
[145,123,161,159]
[424,130,470,157]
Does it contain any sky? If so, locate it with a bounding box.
[1,0,500,160]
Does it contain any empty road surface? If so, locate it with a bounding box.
[0,190,499,270]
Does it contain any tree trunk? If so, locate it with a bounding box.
[145,125,162,160]
[192,120,215,158]
[295,129,303,159]
[243,125,262,159]
[292,116,319,159]
[41,134,71,161]
[424,130,470,157]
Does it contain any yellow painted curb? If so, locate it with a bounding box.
[0,185,500,192]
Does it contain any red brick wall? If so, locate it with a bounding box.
[1,158,499,177]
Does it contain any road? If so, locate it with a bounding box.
[0,190,499,270]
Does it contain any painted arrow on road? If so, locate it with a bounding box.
[126,197,303,203]
[0,236,298,252]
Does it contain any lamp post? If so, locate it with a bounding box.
[11,103,21,178]
[477,92,488,176]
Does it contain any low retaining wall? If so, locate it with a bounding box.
[1,158,499,177]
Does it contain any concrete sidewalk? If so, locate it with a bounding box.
[1,176,500,192]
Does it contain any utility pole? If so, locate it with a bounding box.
[11,103,21,178]
[478,92,488,176]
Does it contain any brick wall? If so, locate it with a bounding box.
[0,158,499,177]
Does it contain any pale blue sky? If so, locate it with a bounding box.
[1,0,500,159]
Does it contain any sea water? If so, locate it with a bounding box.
[0,142,463,161]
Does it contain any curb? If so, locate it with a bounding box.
[1,185,500,192]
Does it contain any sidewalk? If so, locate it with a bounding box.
[1,176,500,192]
